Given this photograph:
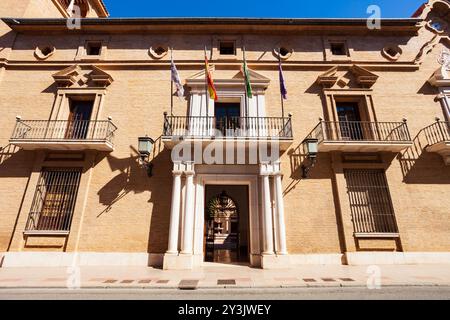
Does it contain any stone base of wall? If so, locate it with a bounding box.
[345,252,450,265]
[2,252,450,268]
[1,252,163,268]
[289,253,344,265]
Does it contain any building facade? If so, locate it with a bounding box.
[0,0,449,269]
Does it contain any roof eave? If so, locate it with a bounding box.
[0,17,422,34]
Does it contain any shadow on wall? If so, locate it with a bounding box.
[398,127,450,184]
[0,144,35,252]
[284,140,332,196]
[286,141,347,255]
[0,144,34,177]
[96,136,173,254]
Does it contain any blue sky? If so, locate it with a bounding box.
[104,0,425,18]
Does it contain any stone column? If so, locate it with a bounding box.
[261,173,274,255]
[166,169,182,254]
[437,93,450,121]
[274,173,288,255]
[181,168,195,255]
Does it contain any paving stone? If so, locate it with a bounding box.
[156,280,170,284]
[179,280,199,289]
[138,279,152,284]
[217,279,236,285]
[340,278,355,282]
[103,279,118,284]
[120,280,134,284]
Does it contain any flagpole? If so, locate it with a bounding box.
[243,47,249,119]
[204,46,208,119]
[279,48,285,120]
[170,48,174,116]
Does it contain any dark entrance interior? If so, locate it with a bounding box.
[204,185,249,264]
[336,101,363,140]
[65,99,94,139]
[214,102,241,135]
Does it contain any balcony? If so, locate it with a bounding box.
[10,119,117,151]
[423,120,450,165]
[307,120,412,152]
[162,115,294,151]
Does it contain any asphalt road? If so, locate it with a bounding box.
[0,286,449,300]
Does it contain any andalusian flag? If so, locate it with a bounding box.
[205,53,218,101]
[242,49,253,98]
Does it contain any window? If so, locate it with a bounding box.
[219,41,236,55]
[330,42,347,56]
[25,168,82,233]
[66,99,94,139]
[344,169,399,236]
[86,41,102,56]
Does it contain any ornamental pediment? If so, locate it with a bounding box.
[316,65,378,89]
[186,67,270,89]
[52,65,114,88]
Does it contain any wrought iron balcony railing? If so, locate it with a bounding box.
[309,120,411,143]
[11,119,117,144]
[422,120,450,146]
[163,115,293,139]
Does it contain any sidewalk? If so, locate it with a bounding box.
[0,263,449,290]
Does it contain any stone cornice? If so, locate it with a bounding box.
[1,18,421,35]
[0,60,421,71]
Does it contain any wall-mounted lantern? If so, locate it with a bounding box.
[138,136,155,177]
[301,138,319,178]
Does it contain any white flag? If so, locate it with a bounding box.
[67,0,75,17]
[171,54,184,99]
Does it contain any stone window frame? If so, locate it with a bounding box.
[212,35,242,60]
[323,37,353,61]
[76,38,108,61]
[50,88,107,122]
[322,88,377,123]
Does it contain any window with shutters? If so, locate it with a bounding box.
[344,169,399,237]
[25,168,82,233]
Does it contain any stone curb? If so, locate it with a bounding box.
[0,283,448,290]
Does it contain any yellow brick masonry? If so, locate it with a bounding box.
[0,0,449,263]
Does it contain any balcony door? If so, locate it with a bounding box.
[214,102,241,136]
[65,100,93,139]
[337,102,363,140]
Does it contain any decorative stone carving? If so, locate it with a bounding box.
[413,0,450,65]
[273,47,293,60]
[34,46,56,60]
[414,34,442,65]
[429,48,450,87]
[52,65,114,88]
[382,45,402,61]
[149,45,169,59]
[316,65,378,89]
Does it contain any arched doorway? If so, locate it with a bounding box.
[204,188,249,264]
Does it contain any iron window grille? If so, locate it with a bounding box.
[25,168,82,233]
[344,169,399,236]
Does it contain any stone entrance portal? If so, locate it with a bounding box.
[204,185,249,264]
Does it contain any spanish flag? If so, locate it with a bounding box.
[205,53,218,101]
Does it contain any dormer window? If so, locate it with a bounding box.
[219,41,236,55]
[86,41,102,56]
